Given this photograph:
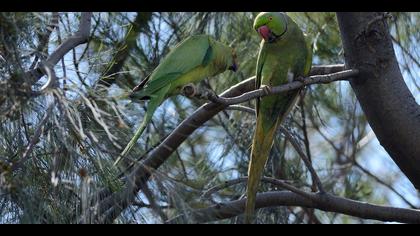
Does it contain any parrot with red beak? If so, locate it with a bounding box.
[245,12,312,223]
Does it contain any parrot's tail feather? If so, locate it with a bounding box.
[114,90,166,167]
[113,115,151,166]
[245,117,279,223]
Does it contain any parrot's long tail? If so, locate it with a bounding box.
[113,97,163,167]
[113,114,151,166]
[245,116,279,224]
[114,86,168,167]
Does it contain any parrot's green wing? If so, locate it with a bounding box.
[156,35,213,73]
[303,34,313,76]
[132,72,183,99]
[131,35,214,100]
[255,41,267,116]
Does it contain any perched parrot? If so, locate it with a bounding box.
[114,35,238,166]
[245,12,312,223]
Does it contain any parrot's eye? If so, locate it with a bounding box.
[269,16,273,21]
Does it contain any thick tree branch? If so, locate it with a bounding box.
[167,191,420,224]
[337,12,420,190]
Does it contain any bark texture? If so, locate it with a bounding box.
[337,12,420,190]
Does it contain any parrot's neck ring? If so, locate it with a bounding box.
[271,12,288,42]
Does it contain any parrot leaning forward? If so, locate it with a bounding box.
[114,35,238,166]
[245,12,312,223]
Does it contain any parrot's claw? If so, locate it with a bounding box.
[261,85,272,95]
[204,89,218,100]
[296,76,306,83]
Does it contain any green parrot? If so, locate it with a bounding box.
[245,12,312,223]
[114,35,238,166]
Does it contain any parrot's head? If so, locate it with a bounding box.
[228,49,238,72]
[253,12,288,43]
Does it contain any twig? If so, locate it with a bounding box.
[139,181,168,223]
[225,105,255,114]
[14,102,55,171]
[391,36,420,68]
[29,12,60,70]
[202,176,315,201]
[279,126,325,193]
[223,102,325,193]
[25,12,92,83]
[354,161,418,209]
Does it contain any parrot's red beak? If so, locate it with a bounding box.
[257,25,271,42]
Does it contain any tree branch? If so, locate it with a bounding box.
[184,69,358,106]
[337,12,420,190]
[167,191,420,224]
[13,101,54,171]
[25,12,92,83]
[225,105,255,114]
[201,177,313,201]
[278,127,325,193]
[354,160,418,209]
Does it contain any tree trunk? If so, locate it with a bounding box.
[336,12,420,190]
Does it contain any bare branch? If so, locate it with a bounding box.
[279,126,325,193]
[225,105,255,114]
[309,64,345,75]
[167,191,420,224]
[46,13,92,69]
[202,176,315,201]
[14,102,55,171]
[187,69,359,106]
[354,161,418,209]
[26,12,92,83]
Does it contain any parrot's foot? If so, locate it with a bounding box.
[260,85,272,95]
[295,76,306,83]
[182,83,197,98]
[202,89,219,101]
[182,84,220,103]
